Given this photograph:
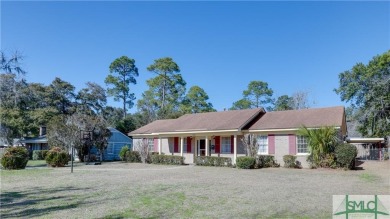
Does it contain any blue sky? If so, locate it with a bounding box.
[2,1,389,112]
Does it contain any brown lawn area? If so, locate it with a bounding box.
[1,160,389,218]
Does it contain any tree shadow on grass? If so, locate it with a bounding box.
[0,186,92,218]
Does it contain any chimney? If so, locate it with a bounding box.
[39,126,47,136]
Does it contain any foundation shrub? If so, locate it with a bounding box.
[335,143,357,170]
[236,156,256,169]
[283,155,298,168]
[257,155,280,168]
[45,147,69,167]
[1,147,29,170]
[150,154,184,165]
[195,156,232,167]
[32,150,49,160]
[319,153,337,168]
[125,151,141,163]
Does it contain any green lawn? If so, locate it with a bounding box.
[26,160,47,167]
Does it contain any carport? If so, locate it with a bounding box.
[346,137,387,160]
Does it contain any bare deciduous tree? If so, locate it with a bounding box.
[241,134,258,157]
[134,139,150,163]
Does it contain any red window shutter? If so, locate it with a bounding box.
[187,137,192,153]
[153,138,158,152]
[268,134,275,154]
[230,135,234,154]
[215,136,220,153]
[174,137,179,153]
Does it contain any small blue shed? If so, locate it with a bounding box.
[91,127,132,161]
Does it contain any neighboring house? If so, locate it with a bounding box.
[20,135,49,152]
[20,127,132,161]
[129,106,347,168]
[90,127,133,161]
[20,127,49,153]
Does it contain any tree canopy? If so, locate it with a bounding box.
[105,56,139,118]
[273,95,294,111]
[231,81,273,110]
[181,86,215,114]
[335,50,390,137]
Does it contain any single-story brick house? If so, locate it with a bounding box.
[129,106,347,168]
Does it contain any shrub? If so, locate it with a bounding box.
[319,153,337,169]
[1,147,29,170]
[195,156,232,167]
[384,152,389,161]
[150,154,184,165]
[119,146,129,161]
[335,143,357,170]
[257,155,280,168]
[32,150,49,160]
[125,151,141,163]
[236,156,256,169]
[45,147,69,167]
[283,155,297,168]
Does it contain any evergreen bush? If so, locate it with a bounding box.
[195,156,232,167]
[1,147,29,170]
[335,143,357,170]
[45,147,68,167]
[236,156,256,169]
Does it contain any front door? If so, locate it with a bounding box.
[198,140,206,156]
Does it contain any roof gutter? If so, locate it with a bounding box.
[245,126,341,133]
[131,129,240,137]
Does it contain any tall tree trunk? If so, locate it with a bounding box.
[123,96,126,119]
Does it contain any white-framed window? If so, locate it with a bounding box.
[297,136,309,154]
[257,135,268,154]
[221,137,231,153]
[148,138,154,152]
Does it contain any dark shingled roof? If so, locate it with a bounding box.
[248,106,345,130]
[129,106,345,135]
[130,108,264,135]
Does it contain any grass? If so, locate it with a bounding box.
[27,160,47,167]
[359,173,380,182]
[1,161,389,218]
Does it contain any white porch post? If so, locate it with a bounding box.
[158,137,162,154]
[205,136,209,156]
[180,137,184,157]
[194,137,197,157]
[234,134,237,164]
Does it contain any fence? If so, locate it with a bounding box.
[355,144,389,161]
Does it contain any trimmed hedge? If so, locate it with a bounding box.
[1,147,29,170]
[283,155,297,168]
[45,147,69,167]
[150,154,184,165]
[236,156,256,169]
[125,151,141,163]
[335,143,357,170]
[32,150,49,160]
[195,156,232,167]
[257,155,280,168]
